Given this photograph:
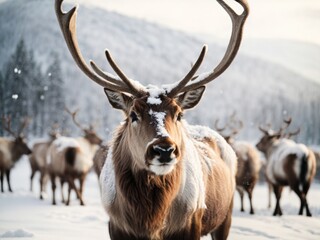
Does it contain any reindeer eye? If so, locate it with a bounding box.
[130,111,138,123]
[177,113,183,122]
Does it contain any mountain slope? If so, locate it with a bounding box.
[1,0,320,143]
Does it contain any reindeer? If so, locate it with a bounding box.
[256,123,316,217]
[215,114,261,214]
[0,117,32,192]
[55,0,248,238]
[29,125,61,199]
[47,109,102,205]
[263,117,301,209]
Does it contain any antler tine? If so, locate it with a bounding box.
[278,117,292,135]
[65,107,86,131]
[54,0,141,96]
[174,0,249,95]
[286,128,300,139]
[17,117,30,137]
[214,119,227,132]
[167,45,207,97]
[104,50,146,96]
[259,125,270,135]
[289,130,300,138]
[2,116,17,137]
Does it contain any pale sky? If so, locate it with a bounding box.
[72,0,320,45]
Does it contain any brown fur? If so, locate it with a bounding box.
[48,136,101,206]
[93,145,109,178]
[0,137,32,192]
[103,95,236,240]
[234,143,260,214]
[256,135,317,217]
[29,141,52,199]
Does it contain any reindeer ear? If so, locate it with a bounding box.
[104,88,133,112]
[176,86,206,110]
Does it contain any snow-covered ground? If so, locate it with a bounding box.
[1,157,319,239]
[1,1,320,238]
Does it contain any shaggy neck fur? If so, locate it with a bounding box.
[111,123,182,237]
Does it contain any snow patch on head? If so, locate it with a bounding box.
[149,110,169,138]
[146,85,165,105]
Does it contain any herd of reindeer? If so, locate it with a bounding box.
[0,0,319,239]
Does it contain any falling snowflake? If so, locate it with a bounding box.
[12,94,18,100]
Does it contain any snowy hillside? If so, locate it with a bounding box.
[0,0,320,143]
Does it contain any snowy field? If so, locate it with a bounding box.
[1,0,320,239]
[1,156,320,240]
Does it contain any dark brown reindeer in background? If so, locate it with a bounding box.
[47,108,102,205]
[256,119,316,217]
[215,114,261,214]
[55,0,248,239]
[262,117,302,209]
[29,124,61,199]
[0,117,32,192]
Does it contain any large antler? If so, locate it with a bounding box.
[2,116,16,137]
[214,112,243,139]
[285,128,300,139]
[54,0,146,96]
[168,0,249,97]
[2,116,29,137]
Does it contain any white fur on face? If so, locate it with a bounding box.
[148,110,170,138]
[149,157,177,175]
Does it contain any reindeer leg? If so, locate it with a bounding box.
[247,187,254,215]
[6,169,12,192]
[267,183,272,208]
[30,169,35,191]
[50,174,57,205]
[66,181,72,206]
[0,169,4,193]
[272,185,283,216]
[237,186,245,212]
[290,184,305,215]
[78,173,87,203]
[60,178,66,203]
[39,171,45,200]
[303,182,312,217]
[67,177,84,206]
[292,181,312,217]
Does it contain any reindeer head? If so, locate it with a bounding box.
[2,117,32,156]
[256,117,293,153]
[256,128,281,154]
[55,0,249,175]
[65,107,103,146]
[214,111,243,144]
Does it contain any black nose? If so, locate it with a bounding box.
[153,145,175,163]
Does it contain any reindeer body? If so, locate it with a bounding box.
[257,137,316,216]
[47,136,100,205]
[232,141,261,214]
[0,137,32,192]
[29,140,52,198]
[100,112,237,239]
